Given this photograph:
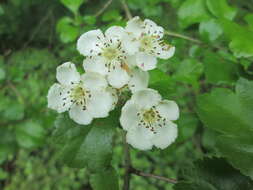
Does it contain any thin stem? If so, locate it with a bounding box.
[7,81,24,104]
[164,30,202,44]
[130,167,178,184]
[120,0,132,20]
[94,0,113,17]
[123,132,131,190]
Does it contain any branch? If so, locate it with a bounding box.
[94,0,113,17]
[120,0,132,20]
[165,30,202,44]
[123,132,131,190]
[130,167,178,184]
[7,81,24,104]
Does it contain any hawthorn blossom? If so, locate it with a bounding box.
[77,26,133,88]
[120,89,179,150]
[124,16,175,71]
[47,62,114,125]
[128,67,149,93]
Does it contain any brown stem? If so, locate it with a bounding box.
[165,30,202,44]
[130,167,178,184]
[123,132,132,190]
[94,0,113,17]
[120,0,132,20]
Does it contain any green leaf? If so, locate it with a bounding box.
[102,10,122,22]
[203,51,238,84]
[197,80,253,178]
[220,19,253,58]
[0,67,6,81]
[56,17,79,43]
[15,120,46,149]
[199,19,223,42]
[174,157,253,190]
[244,14,253,31]
[83,15,96,25]
[53,111,118,171]
[178,0,210,28]
[3,103,25,121]
[90,167,119,190]
[173,58,203,87]
[206,0,237,20]
[60,0,84,14]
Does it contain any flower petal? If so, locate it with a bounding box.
[120,100,139,131]
[106,87,118,110]
[105,26,126,41]
[83,56,108,75]
[86,90,113,118]
[81,72,107,91]
[121,34,140,55]
[156,100,179,121]
[126,127,154,150]
[136,52,157,71]
[47,83,72,113]
[125,16,144,37]
[128,68,149,92]
[156,44,175,59]
[144,19,164,39]
[107,67,130,88]
[56,62,80,85]
[77,29,105,56]
[151,121,178,149]
[131,88,161,109]
[69,104,93,125]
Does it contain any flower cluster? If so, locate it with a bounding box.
[47,16,179,150]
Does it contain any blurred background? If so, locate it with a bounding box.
[0,0,253,189]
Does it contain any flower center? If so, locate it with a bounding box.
[142,109,157,124]
[102,47,119,61]
[140,35,155,52]
[137,107,167,134]
[69,84,90,108]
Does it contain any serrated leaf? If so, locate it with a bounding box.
[60,0,84,14]
[199,19,223,42]
[220,19,253,58]
[203,52,238,84]
[206,0,237,20]
[197,80,253,178]
[90,167,119,190]
[56,17,79,43]
[53,111,118,171]
[174,157,253,190]
[178,0,210,28]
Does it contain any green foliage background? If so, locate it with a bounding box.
[0,0,253,189]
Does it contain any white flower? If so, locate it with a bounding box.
[124,16,175,71]
[128,67,149,93]
[77,26,133,89]
[120,89,179,150]
[47,62,114,125]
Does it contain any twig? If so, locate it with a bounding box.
[120,0,132,20]
[165,30,202,44]
[94,0,113,17]
[123,132,131,190]
[130,167,178,184]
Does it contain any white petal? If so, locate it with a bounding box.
[105,26,126,41]
[81,72,107,91]
[77,29,105,56]
[106,87,118,110]
[86,90,113,118]
[125,16,144,37]
[83,56,108,75]
[151,121,178,149]
[107,67,130,88]
[69,104,93,125]
[144,19,164,39]
[136,52,157,71]
[128,68,149,93]
[156,100,179,121]
[47,83,72,113]
[56,62,80,85]
[126,127,154,150]
[156,45,175,59]
[120,100,139,131]
[125,55,137,67]
[131,88,161,109]
[121,33,140,55]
